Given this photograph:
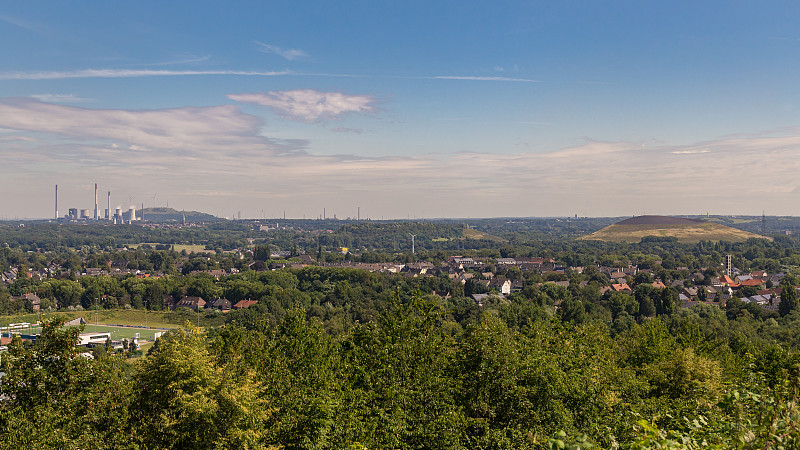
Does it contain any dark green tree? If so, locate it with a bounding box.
[779,282,799,317]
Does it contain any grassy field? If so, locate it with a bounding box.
[0,308,226,329]
[23,323,167,340]
[580,223,770,243]
[127,243,210,253]
[463,228,506,242]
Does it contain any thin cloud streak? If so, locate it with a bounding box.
[30,94,92,103]
[0,69,291,80]
[133,55,213,66]
[0,14,46,34]
[254,41,309,61]
[0,68,547,84]
[428,76,540,82]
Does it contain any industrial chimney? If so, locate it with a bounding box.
[55,184,58,220]
[94,183,99,220]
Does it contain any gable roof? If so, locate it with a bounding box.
[233,299,258,309]
[611,283,632,292]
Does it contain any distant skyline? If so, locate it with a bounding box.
[3,2,800,219]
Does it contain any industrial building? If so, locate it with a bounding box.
[54,184,140,224]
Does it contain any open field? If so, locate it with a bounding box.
[172,244,211,253]
[580,222,770,243]
[0,308,226,329]
[127,243,209,253]
[463,228,506,242]
[23,323,168,341]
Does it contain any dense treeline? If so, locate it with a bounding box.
[2,297,799,448]
[0,222,255,252]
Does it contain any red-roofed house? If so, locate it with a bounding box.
[233,299,258,310]
[740,279,765,288]
[611,283,632,293]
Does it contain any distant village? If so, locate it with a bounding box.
[3,247,790,315]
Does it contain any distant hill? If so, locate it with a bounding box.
[138,207,222,223]
[615,216,706,226]
[580,215,770,243]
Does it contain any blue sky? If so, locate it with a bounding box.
[2,2,800,219]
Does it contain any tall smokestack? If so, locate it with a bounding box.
[55,185,58,219]
[94,183,98,220]
[106,191,110,219]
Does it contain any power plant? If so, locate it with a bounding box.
[54,183,141,224]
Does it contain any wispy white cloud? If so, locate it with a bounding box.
[0,67,547,84]
[0,14,46,34]
[429,75,539,82]
[0,135,36,142]
[331,127,364,134]
[0,69,291,80]
[30,94,92,103]
[228,89,376,123]
[672,148,710,155]
[254,41,308,61]
[134,55,213,66]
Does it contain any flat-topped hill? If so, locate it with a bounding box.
[615,215,705,226]
[580,215,770,243]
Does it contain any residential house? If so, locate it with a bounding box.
[681,287,699,299]
[298,254,315,265]
[489,277,512,295]
[209,297,232,311]
[175,296,206,311]
[163,295,178,310]
[471,293,505,306]
[611,283,632,294]
[233,299,258,310]
[14,293,41,311]
[750,270,768,280]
